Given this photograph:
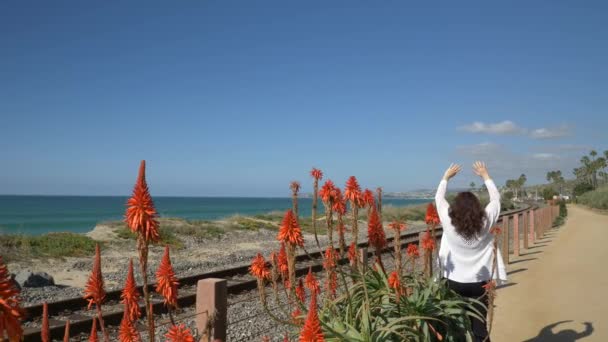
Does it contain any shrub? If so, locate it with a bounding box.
[577,186,608,209]
[558,200,568,218]
[0,233,97,261]
[573,182,594,197]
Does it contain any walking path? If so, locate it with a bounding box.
[492,205,608,341]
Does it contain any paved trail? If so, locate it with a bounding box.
[492,205,608,342]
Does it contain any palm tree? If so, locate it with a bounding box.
[469,181,476,192]
[518,174,527,198]
[547,170,564,195]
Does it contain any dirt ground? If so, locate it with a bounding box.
[492,205,608,341]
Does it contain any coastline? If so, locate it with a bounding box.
[3,203,431,307]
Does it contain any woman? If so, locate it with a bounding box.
[435,161,507,342]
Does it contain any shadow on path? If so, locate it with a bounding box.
[521,251,543,256]
[529,244,548,249]
[507,268,527,276]
[523,321,593,342]
[509,258,537,265]
[497,282,516,290]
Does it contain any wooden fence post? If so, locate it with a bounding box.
[512,214,520,257]
[502,215,509,264]
[196,278,227,342]
[538,208,544,238]
[529,209,535,244]
[523,210,529,250]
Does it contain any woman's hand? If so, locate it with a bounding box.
[442,163,462,181]
[473,161,491,181]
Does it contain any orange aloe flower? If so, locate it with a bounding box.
[482,280,497,292]
[89,317,99,342]
[121,259,141,321]
[425,203,440,226]
[388,271,400,290]
[344,176,363,207]
[362,188,375,208]
[262,336,271,342]
[490,226,502,236]
[84,244,106,309]
[41,302,49,342]
[322,248,337,270]
[388,221,406,231]
[421,231,436,252]
[284,333,290,341]
[326,271,337,297]
[347,242,357,263]
[125,160,160,242]
[63,320,70,342]
[367,208,386,251]
[332,188,346,215]
[304,267,320,295]
[310,168,323,181]
[406,244,420,258]
[277,210,304,247]
[249,253,270,280]
[0,257,23,342]
[277,244,289,278]
[319,180,338,204]
[155,246,179,307]
[296,278,306,303]
[165,324,195,342]
[118,312,141,342]
[299,293,324,342]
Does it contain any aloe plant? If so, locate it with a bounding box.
[316,267,484,341]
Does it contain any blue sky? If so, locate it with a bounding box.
[1,1,607,196]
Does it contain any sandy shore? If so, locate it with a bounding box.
[492,205,608,341]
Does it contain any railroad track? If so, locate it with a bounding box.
[21,224,446,341]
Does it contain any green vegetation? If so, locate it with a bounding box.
[577,185,608,210]
[112,217,233,247]
[505,174,527,199]
[0,232,97,262]
[553,200,569,227]
[318,267,482,340]
[228,215,277,231]
[573,182,594,197]
[573,150,607,190]
[116,224,182,247]
[377,204,427,222]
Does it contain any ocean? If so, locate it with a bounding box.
[0,195,431,235]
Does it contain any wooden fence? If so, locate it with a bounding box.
[194,203,560,341]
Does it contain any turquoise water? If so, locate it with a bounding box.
[0,196,430,235]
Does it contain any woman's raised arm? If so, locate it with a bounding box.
[435,163,461,217]
[473,161,501,225]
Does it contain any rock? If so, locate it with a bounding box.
[9,273,21,291]
[15,270,55,288]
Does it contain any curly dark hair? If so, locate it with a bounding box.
[448,192,486,240]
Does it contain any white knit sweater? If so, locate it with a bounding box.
[435,179,507,284]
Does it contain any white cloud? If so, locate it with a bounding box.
[458,121,525,135]
[530,125,572,139]
[456,142,502,155]
[458,121,573,140]
[455,143,578,185]
[532,153,560,161]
